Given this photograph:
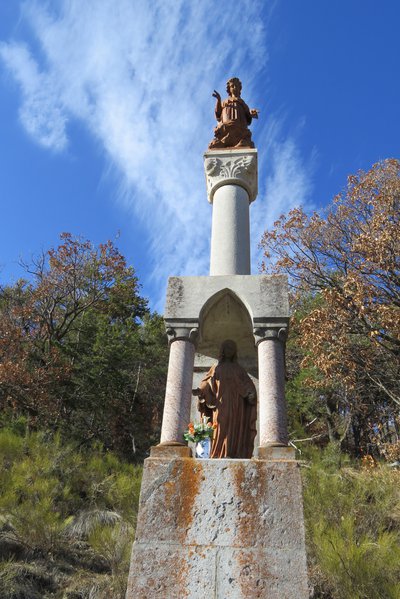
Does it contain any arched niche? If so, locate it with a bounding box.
[197,289,256,372]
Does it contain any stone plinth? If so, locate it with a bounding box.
[126,457,309,599]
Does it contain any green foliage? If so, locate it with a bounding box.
[66,309,168,460]
[88,520,133,589]
[285,298,333,448]
[286,366,322,438]
[0,428,142,598]
[0,428,25,466]
[303,451,400,598]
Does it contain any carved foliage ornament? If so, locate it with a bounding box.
[204,154,258,203]
[205,155,255,178]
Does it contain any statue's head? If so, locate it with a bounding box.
[219,339,238,362]
[226,77,242,98]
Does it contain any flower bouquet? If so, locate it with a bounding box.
[183,416,216,458]
[183,416,216,443]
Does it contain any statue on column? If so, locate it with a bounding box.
[208,77,259,150]
[193,339,257,458]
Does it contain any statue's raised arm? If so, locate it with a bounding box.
[212,89,222,119]
[208,77,259,150]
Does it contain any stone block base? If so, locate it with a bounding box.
[126,457,309,598]
[150,443,192,458]
[257,445,296,460]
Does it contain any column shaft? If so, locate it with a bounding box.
[210,184,250,275]
[160,339,195,444]
[258,338,288,446]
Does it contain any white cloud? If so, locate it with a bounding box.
[1,0,315,308]
[0,41,67,150]
[251,117,316,271]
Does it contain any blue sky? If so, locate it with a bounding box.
[0,0,399,311]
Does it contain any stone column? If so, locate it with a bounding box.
[204,149,258,276]
[255,327,289,448]
[158,326,197,450]
[210,184,250,275]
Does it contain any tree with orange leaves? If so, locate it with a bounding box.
[260,159,400,453]
[0,234,167,459]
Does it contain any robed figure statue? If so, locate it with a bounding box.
[193,340,257,459]
[208,77,259,150]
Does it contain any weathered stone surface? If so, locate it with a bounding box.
[127,458,309,598]
[215,547,309,599]
[165,275,289,324]
[150,444,192,458]
[258,446,296,460]
[126,544,217,599]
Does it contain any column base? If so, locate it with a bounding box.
[151,443,192,458]
[257,445,296,461]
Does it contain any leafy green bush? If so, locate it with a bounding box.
[303,447,400,598]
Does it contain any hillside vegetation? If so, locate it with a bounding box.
[303,446,400,598]
[0,425,141,599]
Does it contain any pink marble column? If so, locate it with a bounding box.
[257,329,288,446]
[160,335,196,445]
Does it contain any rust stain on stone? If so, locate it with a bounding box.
[160,458,203,541]
[179,458,203,538]
[162,458,203,598]
[232,461,259,547]
[232,462,272,598]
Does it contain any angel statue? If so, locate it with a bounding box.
[208,77,259,150]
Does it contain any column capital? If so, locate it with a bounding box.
[204,149,258,204]
[253,325,288,346]
[165,322,198,346]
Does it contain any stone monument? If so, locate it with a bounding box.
[126,78,309,599]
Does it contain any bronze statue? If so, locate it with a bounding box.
[208,77,259,150]
[193,340,257,458]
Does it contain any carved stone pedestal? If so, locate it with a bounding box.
[126,456,309,599]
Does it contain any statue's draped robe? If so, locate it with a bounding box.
[197,361,257,458]
[219,98,252,126]
[209,97,254,149]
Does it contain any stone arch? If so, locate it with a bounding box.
[197,288,256,371]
